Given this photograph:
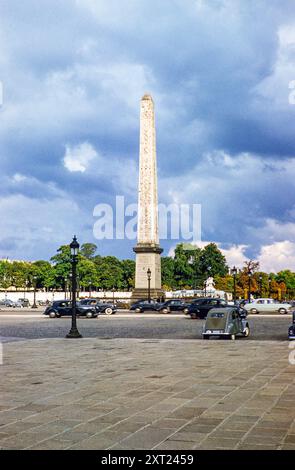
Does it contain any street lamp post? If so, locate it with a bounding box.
[88,283,91,298]
[112,286,115,304]
[147,268,151,303]
[31,275,38,308]
[64,277,67,300]
[66,236,82,339]
[259,274,263,297]
[3,274,7,301]
[247,270,252,302]
[268,276,272,297]
[231,266,237,302]
[24,279,29,300]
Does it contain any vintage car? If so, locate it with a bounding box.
[244,298,293,315]
[156,299,189,314]
[79,298,117,315]
[130,300,163,313]
[43,300,98,318]
[186,297,228,319]
[202,307,250,340]
[288,312,295,340]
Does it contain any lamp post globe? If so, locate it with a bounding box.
[66,236,82,339]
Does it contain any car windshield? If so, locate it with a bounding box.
[209,312,225,318]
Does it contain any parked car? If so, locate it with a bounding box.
[0,299,23,308]
[186,298,228,319]
[18,298,30,307]
[288,311,295,340]
[156,299,189,314]
[43,300,98,318]
[202,307,250,340]
[130,300,163,313]
[78,298,117,315]
[244,298,293,315]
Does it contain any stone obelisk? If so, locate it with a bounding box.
[132,94,164,302]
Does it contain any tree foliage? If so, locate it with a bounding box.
[0,242,292,299]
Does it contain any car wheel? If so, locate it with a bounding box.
[105,307,113,315]
[231,334,236,340]
[278,308,287,315]
[161,308,169,314]
[243,326,250,337]
[86,311,93,318]
[250,308,259,314]
[49,310,57,318]
[191,313,198,319]
[183,308,189,314]
[135,308,141,313]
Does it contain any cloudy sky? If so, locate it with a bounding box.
[1,0,295,272]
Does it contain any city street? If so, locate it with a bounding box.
[0,310,291,341]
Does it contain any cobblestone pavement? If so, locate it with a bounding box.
[0,314,291,341]
[0,338,294,450]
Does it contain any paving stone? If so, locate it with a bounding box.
[1,338,294,450]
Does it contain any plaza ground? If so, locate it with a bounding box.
[0,313,294,450]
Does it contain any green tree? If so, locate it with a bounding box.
[80,243,97,259]
[50,244,72,289]
[78,257,98,290]
[199,243,228,277]
[173,243,196,288]
[161,257,175,290]
[121,259,135,290]
[94,256,124,290]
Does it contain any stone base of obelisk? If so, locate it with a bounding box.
[131,244,165,304]
[131,288,166,304]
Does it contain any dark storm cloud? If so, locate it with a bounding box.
[1,0,295,266]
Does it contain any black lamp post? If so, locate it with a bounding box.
[268,276,272,297]
[31,275,38,308]
[147,268,151,303]
[24,279,28,300]
[231,266,237,302]
[88,283,91,298]
[64,277,68,300]
[247,270,252,302]
[112,286,115,304]
[3,274,7,300]
[259,274,263,297]
[66,236,82,339]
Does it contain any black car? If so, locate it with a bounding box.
[288,311,295,340]
[79,298,117,315]
[156,299,189,314]
[44,300,98,318]
[130,300,163,313]
[186,297,228,319]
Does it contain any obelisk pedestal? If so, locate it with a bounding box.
[132,95,164,302]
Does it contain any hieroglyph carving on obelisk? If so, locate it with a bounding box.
[132,95,163,299]
[138,95,159,245]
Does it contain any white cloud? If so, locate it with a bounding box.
[63,142,98,173]
[258,241,295,273]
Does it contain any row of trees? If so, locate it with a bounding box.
[0,243,135,292]
[0,241,294,299]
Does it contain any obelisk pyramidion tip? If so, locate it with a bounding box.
[142,93,153,101]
